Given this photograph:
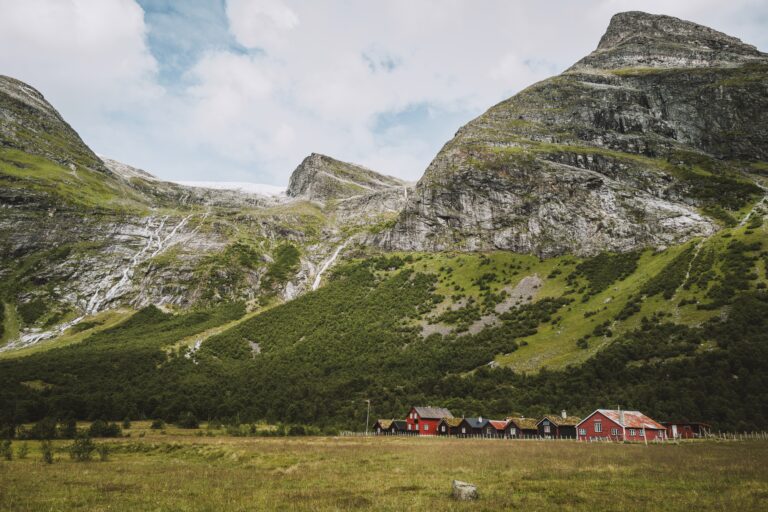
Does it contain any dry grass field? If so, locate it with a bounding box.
[1,428,767,511]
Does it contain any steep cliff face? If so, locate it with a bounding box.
[287,153,405,202]
[377,12,766,257]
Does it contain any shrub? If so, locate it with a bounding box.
[88,420,122,438]
[150,419,165,430]
[69,436,95,462]
[97,444,109,462]
[20,417,57,440]
[176,412,199,429]
[41,440,54,464]
[1,439,12,461]
[59,418,77,439]
[17,442,29,459]
[122,418,131,429]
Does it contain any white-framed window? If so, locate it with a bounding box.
[544,425,551,433]
[639,430,645,437]
[594,422,602,433]
[579,428,587,436]
[461,427,466,434]
[629,429,636,436]
[407,424,411,431]
[611,428,619,436]
[424,424,428,431]
[441,425,446,432]
[510,428,516,435]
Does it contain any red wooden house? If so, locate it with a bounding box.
[406,406,453,436]
[576,409,667,441]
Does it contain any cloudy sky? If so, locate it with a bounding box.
[0,0,766,185]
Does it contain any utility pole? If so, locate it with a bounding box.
[365,399,371,435]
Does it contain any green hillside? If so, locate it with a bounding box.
[2,192,766,431]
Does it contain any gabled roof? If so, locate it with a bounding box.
[374,419,393,429]
[578,409,665,430]
[460,417,490,429]
[488,420,508,430]
[506,417,539,430]
[390,420,408,430]
[539,415,582,427]
[440,417,463,427]
[412,406,453,419]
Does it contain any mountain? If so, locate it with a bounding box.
[0,78,403,350]
[376,11,766,257]
[287,153,406,202]
[1,12,767,432]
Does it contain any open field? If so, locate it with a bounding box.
[1,433,767,511]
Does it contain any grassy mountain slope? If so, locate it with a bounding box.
[1,189,765,429]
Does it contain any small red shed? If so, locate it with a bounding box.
[576,409,667,442]
[662,421,711,439]
[405,406,453,436]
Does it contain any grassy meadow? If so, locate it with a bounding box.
[1,428,767,511]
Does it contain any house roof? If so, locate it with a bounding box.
[390,420,408,430]
[506,417,539,430]
[460,417,490,429]
[488,420,508,430]
[440,417,463,427]
[539,415,582,427]
[580,409,665,430]
[374,419,393,429]
[412,406,454,419]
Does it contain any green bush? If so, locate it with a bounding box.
[176,412,199,429]
[88,420,122,438]
[69,436,95,462]
[150,419,165,430]
[1,439,12,461]
[41,440,54,464]
[18,299,47,325]
[17,442,29,459]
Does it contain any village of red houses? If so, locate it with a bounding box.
[372,407,710,441]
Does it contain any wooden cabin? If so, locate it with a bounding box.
[389,420,409,434]
[437,417,463,436]
[372,419,392,435]
[537,411,581,439]
[505,417,539,438]
[457,417,489,436]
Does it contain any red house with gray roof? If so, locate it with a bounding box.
[406,406,453,436]
[576,409,667,441]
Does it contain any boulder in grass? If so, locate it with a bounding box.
[451,480,478,501]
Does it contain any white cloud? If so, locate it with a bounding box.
[0,0,161,123]
[226,0,299,50]
[0,1,766,185]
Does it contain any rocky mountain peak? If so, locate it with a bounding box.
[287,153,405,202]
[0,75,104,170]
[571,11,766,71]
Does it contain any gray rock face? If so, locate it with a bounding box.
[377,11,767,257]
[287,153,405,202]
[572,11,766,71]
[451,480,478,501]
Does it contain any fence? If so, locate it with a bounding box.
[340,431,768,442]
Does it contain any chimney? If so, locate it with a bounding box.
[561,410,567,419]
